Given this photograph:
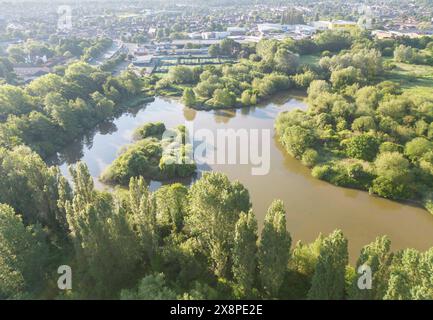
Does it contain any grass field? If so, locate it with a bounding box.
[383,59,433,99]
[299,54,321,66]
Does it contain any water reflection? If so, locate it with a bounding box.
[213,109,236,123]
[183,107,197,121]
[98,121,118,135]
[52,92,433,262]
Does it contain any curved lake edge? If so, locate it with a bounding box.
[52,91,433,262]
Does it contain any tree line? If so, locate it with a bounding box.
[1,149,433,299]
[275,39,433,213]
[0,61,148,159]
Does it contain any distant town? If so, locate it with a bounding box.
[1,0,433,83]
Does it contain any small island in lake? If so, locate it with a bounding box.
[100,122,196,185]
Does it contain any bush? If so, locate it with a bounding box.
[311,165,333,180]
[101,124,196,184]
[424,194,433,215]
[343,134,379,161]
[369,176,410,200]
[133,122,166,139]
[326,162,372,189]
[281,125,316,159]
[379,142,403,154]
[292,70,318,88]
[301,149,319,167]
[351,116,376,132]
[405,137,433,161]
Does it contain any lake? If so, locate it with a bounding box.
[53,93,433,262]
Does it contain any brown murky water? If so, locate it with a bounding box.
[54,93,433,262]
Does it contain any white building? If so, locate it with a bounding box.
[201,31,229,40]
[214,31,230,39]
[227,27,247,35]
[258,23,285,33]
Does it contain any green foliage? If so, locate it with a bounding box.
[330,66,363,89]
[343,134,379,161]
[2,29,433,301]
[369,152,412,200]
[212,88,236,107]
[61,163,144,298]
[0,62,147,159]
[384,248,433,299]
[352,116,376,132]
[405,137,433,161]
[120,273,177,300]
[301,148,319,167]
[154,183,188,233]
[258,200,291,297]
[308,230,348,300]
[280,125,316,159]
[187,172,251,278]
[315,30,353,52]
[168,66,197,85]
[348,236,393,300]
[274,48,300,74]
[240,90,257,106]
[133,122,166,140]
[232,211,258,298]
[292,70,318,88]
[394,45,416,63]
[0,146,68,234]
[102,124,196,184]
[182,88,196,107]
[379,142,403,154]
[276,41,432,210]
[0,204,50,299]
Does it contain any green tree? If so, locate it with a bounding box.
[330,66,363,89]
[62,163,142,298]
[308,230,348,300]
[232,210,258,297]
[280,125,316,159]
[187,172,251,278]
[154,183,188,233]
[384,248,433,300]
[351,116,376,132]
[258,200,291,297]
[344,134,379,161]
[168,66,195,84]
[0,146,68,234]
[0,204,50,299]
[120,273,177,300]
[405,137,432,161]
[212,88,236,107]
[348,236,393,300]
[394,45,414,63]
[127,176,158,264]
[182,87,196,107]
[370,152,412,200]
[274,48,299,74]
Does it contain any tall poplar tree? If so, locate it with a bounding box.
[62,163,141,298]
[0,204,50,299]
[258,199,291,297]
[308,230,348,300]
[348,236,393,300]
[187,172,251,278]
[232,210,258,297]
